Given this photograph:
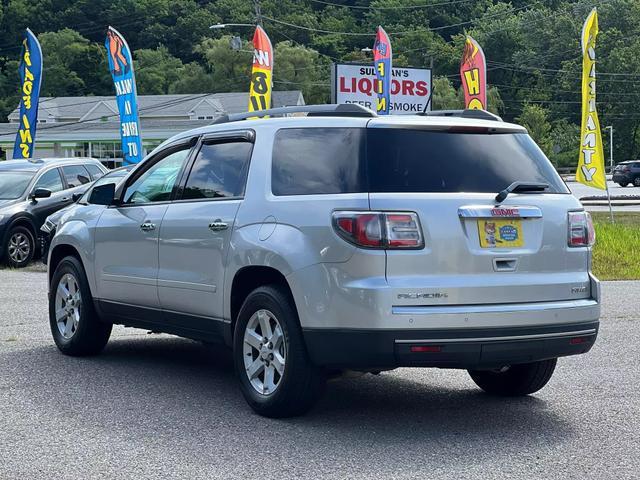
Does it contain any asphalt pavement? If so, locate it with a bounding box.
[0,268,639,479]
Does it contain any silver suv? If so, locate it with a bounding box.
[47,105,600,417]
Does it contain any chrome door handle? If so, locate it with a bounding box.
[61,197,70,201]
[140,222,156,232]
[208,220,228,232]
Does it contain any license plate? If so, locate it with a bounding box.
[478,219,524,248]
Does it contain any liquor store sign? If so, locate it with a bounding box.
[331,63,432,114]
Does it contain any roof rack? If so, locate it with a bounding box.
[419,109,503,122]
[211,103,377,125]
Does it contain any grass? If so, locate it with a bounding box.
[590,212,640,280]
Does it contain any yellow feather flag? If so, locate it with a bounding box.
[575,8,606,190]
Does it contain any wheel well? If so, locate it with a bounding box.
[48,244,82,282]
[7,217,37,242]
[230,266,295,327]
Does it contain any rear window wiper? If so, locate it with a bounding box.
[495,181,549,203]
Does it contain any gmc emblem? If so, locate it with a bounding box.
[491,208,520,217]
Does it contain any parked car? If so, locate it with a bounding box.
[0,157,107,267]
[47,105,600,418]
[612,160,640,187]
[41,165,134,261]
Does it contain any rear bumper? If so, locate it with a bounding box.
[303,320,599,369]
[612,173,630,183]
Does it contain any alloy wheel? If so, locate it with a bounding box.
[243,309,286,395]
[7,232,31,264]
[54,273,82,339]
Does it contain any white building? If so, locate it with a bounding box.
[0,91,304,166]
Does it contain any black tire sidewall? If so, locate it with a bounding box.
[4,226,35,268]
[49,255,111,355]
[233,285,323,416]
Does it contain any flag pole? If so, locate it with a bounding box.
[605,179,614,224]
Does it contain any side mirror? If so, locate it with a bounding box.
[89,182,117,206]
[71,192,83,202]
[30,188,52,200]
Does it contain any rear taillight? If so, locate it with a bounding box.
[568,211,595,247]
[332,211,424,249]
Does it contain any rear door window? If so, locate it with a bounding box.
[271,128,365,195]
[182,140,253,200]
[366,129,568,194]
[62,165,92,189]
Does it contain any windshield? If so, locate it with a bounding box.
[0,171,34,199]
[367,130,569,194]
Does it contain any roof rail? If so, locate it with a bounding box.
[419,109,503,122]
[211,103,377,125]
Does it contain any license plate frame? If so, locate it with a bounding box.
[477,219,524,248]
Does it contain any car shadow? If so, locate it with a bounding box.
[11,334,574,460]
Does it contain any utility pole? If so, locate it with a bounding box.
[254,0,263,27]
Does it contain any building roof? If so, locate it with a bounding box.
[7,91,305,123]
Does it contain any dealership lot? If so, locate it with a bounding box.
[0,268,638,480]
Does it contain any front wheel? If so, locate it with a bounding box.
[4,226,35,268]
[634,177,640,187]
[468,359,557,396]
[49,255,112,356]
[233,285,325,418]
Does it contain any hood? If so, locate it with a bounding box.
[0,198,20,210]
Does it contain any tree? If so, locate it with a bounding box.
[38,29,111,97]
[432,76,460,110]
[274,41,330,104]
[517,104,553,156]
[134,46,186,95]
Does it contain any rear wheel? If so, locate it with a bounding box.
[468,359,557,396]
[49,255,112,356]
[233,285,325,418]
[4,226,35,268]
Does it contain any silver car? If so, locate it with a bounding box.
[47,105,600,417]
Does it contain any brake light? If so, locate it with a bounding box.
[568,211,595,247]
[332,211,424,249]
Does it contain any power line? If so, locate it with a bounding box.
[262,4,533,37]
[308,0,477,10]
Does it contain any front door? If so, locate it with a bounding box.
[158,135,254,323]
[30,168,70,227]
[94,143,193,309]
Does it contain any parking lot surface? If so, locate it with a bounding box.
[0,268,638,479]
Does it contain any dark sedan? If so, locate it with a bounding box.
[0,158,107,267]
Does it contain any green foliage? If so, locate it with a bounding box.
[0,0,637,169]
[517,104,553,156]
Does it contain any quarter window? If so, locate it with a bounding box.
[271,128,365,196]
[62,165,92,188]
[34,169,64,193]
[84,164,105,180]
[182,141,253,200]
[123,147,190,204]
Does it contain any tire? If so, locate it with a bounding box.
[618,183,628,187]
[4,225,35,268]
[233,285,325,418]
[634,177,640,187]
[49,255,112,356]
[468,358,557,396]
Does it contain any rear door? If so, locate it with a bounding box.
[366,126,591,305]
[157,132,254,322]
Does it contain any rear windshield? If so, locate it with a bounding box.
[367,129,568,193]
[271,128,568,195]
